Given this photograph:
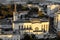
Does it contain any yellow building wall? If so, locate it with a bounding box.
[23,22,49,34]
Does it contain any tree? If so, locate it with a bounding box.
[22,34,34,40]
[0,4,13,19]
[31,34,37,40]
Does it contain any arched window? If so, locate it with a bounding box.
[35,27,39,31]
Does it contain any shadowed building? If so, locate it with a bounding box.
[13,9,49,39]
[54,10,60,37]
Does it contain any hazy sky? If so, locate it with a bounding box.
[1,0,59,3]
[0,0,20,3]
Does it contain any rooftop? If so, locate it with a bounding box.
[13,17,49,23]
[0,18,12,25]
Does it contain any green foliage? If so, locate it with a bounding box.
[21,33,38,40]
[22,34,34,40]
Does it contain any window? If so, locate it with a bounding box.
[46,24,47,28]
[22,25,23,29]
[18,16,19,18]
[43,24,46,32]
[29,26,32,29]
[44,24,45,30]
[19,25,20,30]
[20,15,23,19]
[27,25,32,30]
[35,27,39,31]
[24,25,26,30]
[27,25,28,29]
[17,39,18,40]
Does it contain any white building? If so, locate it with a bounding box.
[13,10,49,39]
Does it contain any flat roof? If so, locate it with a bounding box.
[13,18,49,23]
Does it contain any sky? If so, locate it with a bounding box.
[0,0,19,3]
[0,0,21,2]
[0,0,60,4]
